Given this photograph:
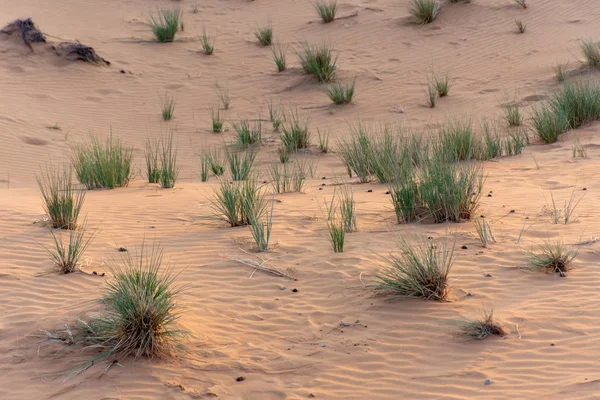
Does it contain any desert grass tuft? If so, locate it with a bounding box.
[545,188,584,225]
[337,184,358,233]
[373,237,454,300]
[37,165,85,230]
[200,28,214,55]
[159,132,179,189]
[148,8,181,42]
[232,119,262,146]
[327,217,345,253]
[513,0,527,8]
[336,123,374,182]
[211,107,225,133]
[474,216,495,247]
[278,145,292,163]
[269,161,307,193]
[248,196,274,252]
[145,138,161,184]
[297,42,337,83]
[211,178,268,227]
[458,309,506,340]
[327,80,355,105]
[272,44,287,72]
[531,105,567,143]
[160,92,176,121]
[503,101,522,126]
[433,72,450,97]
[524,241,578,275]
[515,20,526,33]
[72,133,133,190]
[408,0,441,25]
[426,81,437,108]
[280,110,310,150]
[226,147,257,181]
[580,39,600,67]
[46,223,94,274]
[254,24,272,46]
[318,130,330,153]
[217,86,231,110]
[314,0,337,23]
[554,62,568,83]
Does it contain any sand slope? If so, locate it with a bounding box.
[1,0,600,399]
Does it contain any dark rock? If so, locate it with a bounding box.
[236,376,245,382]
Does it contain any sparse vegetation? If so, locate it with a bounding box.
[211,107,225,133]
[37,165,85,230]
[545,188,584,225]
[503,100,522,126]
[327,217,345,253]
[515,20,526,33]
[272,44,287,72]
[269,162,307,193]
[327,80,355,105]
[280,110,310,150]
[232,119,262,146]
[248,196,273,252]
[531,105,567,144]
[373,237,454,300]
[513,0,527,8]
[160,92,176,121]
[148,8,181,42]
[337,184,357,233]
[554,62,568,83]
[318,130,329,153]
[432,72,450,97]
[580,39,600,67]
[408,0,441,25]
[524,241,578,275]
[200,28,214,55]
[145,137,161,184]
[72,134,133,190]
[278,145,292,163]
[226,147,257,181]
[254,24,272,46]
[458,309,506,340]
[474,216,495,248]
[159,132,179,189]
[217,86,231,110]
[426,82,437,108]
[297,42,337,83]
[314,0,337,23]
[46,223,94,274]
[211,178,268,227]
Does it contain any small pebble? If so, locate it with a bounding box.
[319,344,326,347]
[583,188,587,191]
[466,292,473,297]
[484,379,492,386]
[120,69,125,74]
[510,209,515,213]
[485,273,492,278]
[367,189,373,193]
[236,377,245,382]
[292,288,298,293]
[321,183,326,186]
[550,343,555,346]
[461,245,468,250]
[318,188,323,191]
[279,286,286,290]
[341,321,351,327]
[263,181,268,184]
[487,194,492,197]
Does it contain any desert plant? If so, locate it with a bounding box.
[200,153,209,182]
[337,185,357,233]
[248,196,274,252]
[318,130,329,153]
[474,216,495,247]
[503,101,521,126]
[515,20,526,33]
[269,162,307,193]
[211,179,268,227]
[211,107,225,133]
[545,188,584,224]
[481,121,503,159]
[226,147,257,181]
[297,42,337,82]
[513,0,527,8]
[278,145,292,163]
[337,124,374,182]
[458,309,506,340]
[572,138,587,158]
[232,119,262,146]
[205,147,225,176]
[327,217,345,253]
[145,138,161,184]
[160,92,176,121]
[272,44,287,72]
[37,165,85,230]
[280,110,310,150]
[554,62,568,82]
[581,39,600,67]
[436,119,479,162]
[217,86,231,109]
[373,237,454,300]
[506,128,529,155]
[426,82,437,108]
[327,80,355,105]
[46,223,94,274]
[159,132,179,188]
[433,72,450,97]
[524,241,578,275]
[200,28,214,55]
[72,134,133,190]
[531,104,567,143]
[389,167,420,223]
[314,0,337,23]
[148,8,181,42]
[254,24,272,46]
[409,0,441,24]
[551,81,600,130]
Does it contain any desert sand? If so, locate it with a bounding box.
[1,0,600,399]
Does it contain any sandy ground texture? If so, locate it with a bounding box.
[2,0,600,399]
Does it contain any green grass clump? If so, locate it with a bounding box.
[314,0,337,23]
[433,72,450,97]
[72,134,133,190]
[211,179,268,227]
[200,147,225,180]
[272,44,287,72]
[159,132,179,189]
[37,165,85,230]
[200,28,214,55]
[46,223,94,274]
[278,145,292,163]
[581,39,600,67]
[436,119,480,162]
[297,42,337,83]
[318,130,329,153]
[458,310,506,340]
[248,196,273,252]
[531,105,567,144]
[81,245,184,364]
[160,93,176,121]
[409,0,441,24]
[280,110,310,150]
[552,81,600,129]
[145,138,161,184]
[389,167,419,223]
[148,8,181,42]
[426,82,437,108]
[226,147,257,181]
[373,237,454,300]
[327,80,355,105]
[336,184,358,233]
[232,119,262,146]
[211,107,225,133]
[269,162,307,193]
[337,124,374,183]
[504,101,522,126]
[524,241,578,275]
[254,24,272,46]
[554,62,568,83]
[327,217,345,253]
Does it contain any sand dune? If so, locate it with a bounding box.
[1,0,600,399]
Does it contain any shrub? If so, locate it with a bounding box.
[82,245,184,363]
[458,310,506,340]
[272,44,287,72]
[580,39,600,67]
[145,138,161,184]
[280,110,310,150]
[254,24,272,46]
[373,237,454,300]
[314,0,337,23]
[409,0,441,24]
[46,223,94,274]
[226,147,257,181]
[160,92,176,121]
[327,80,355,105]
[524,241,578,275]
[148,8,181,42]
[72,134,133,189]
[297,42,337,83]
[232,119,262,146]
[37,165,85,230]
[211,179,268,227]
[200,28,214,55]
[159,132,178,188]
